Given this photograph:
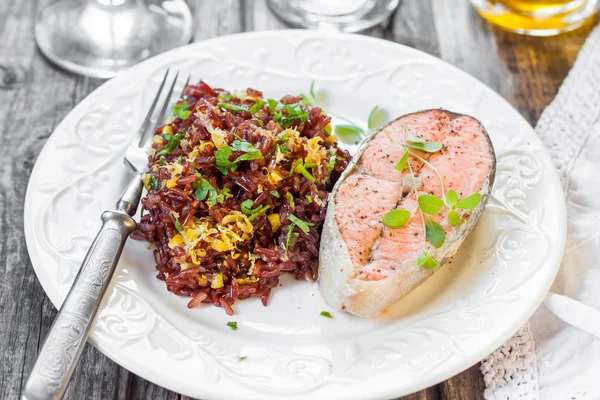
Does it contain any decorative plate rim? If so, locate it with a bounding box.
[24,29,567,400]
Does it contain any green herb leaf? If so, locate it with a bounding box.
[247,205,270,221]
[285,221,298,258]
[235,151,264,163]
[445,190,459,208]
[267,100,308,128]
[382,209,411,229]
[222,187,233,199]
[300,93,313,106]
[270,190,280,197]
[214,146,238,175]
[406,141,443,153]
[416,250,438,270]
[174,220,183,232]
[177,155,183,164]
[219,92,232,101]
[194,176,215,201]
[285,192,295,209]
[425,219,445,248]
[240,199,255,215]
[239,356,247,361]
[288,214,314,234]
[172,99,191,120]
[249,99,266,114]
[149,175,159,190]
[162,132,186,154]
[394,151,409,171]
[320,311,333,319]
[327,151,337,172]
[406,135,426,144]
[226,321,238,331]
[309,80,316,100]
[206,189,224,207]
[455,193,482,210]
[218,102,248,113]
[418,194,444,215]
[448,209,461,227]
[306,195,312,202]
[290,159,302,174]
[334,124,364,140]
[140,206,145,219]
[297,164,316,183]
[368,105,387,130]
[157,156,166,164]
[324,126,332,135]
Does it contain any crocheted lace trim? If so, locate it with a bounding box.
[481,325,539,400]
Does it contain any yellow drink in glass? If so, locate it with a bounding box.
[472,0,599,36]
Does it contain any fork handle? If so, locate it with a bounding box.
[22,174,142,400]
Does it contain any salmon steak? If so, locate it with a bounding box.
[319,109,496,317]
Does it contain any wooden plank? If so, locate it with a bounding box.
[439,364,486,400]
[487,22,592,124]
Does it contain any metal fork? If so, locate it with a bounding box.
[22,70,190,400]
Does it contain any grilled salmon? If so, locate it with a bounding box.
[319,109,496,317]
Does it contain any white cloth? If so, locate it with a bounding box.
[481,25,600,400]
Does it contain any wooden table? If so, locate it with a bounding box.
[0,0,593,399]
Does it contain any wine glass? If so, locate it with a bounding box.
[267,0,400,32]
[35,0,193,79]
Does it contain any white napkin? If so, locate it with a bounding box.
[481,25,600,400]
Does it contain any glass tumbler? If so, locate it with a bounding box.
[472,0,600,36]
[267,0,400,32]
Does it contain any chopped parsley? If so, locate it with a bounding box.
[285,221,299,258]
[249,99,266,114]
[285,192,295,208]
[290,159,302,174]
[193,175,216,201]
[270,190,280,198]
[320,311,333,318]
[296,164,315,183]
[230,140,264,163]
[287,214,314,234]
[172,99,191,120]
[174,220,183,232]
[267,99,308,128]
[240,199,255,215]
[239,356,247,361]
[219,92,232,101]
[158,132,186,156]
[193,175,228,206]
[149,175,159,190]
[218,102,249,113]
[327,151,337,172]
[214,146,238,175]
[306,195,312,202]
[177,155,183,164]
[240,199,270,221]
[226,321,238,331]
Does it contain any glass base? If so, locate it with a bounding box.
[267,0,400,32]
[472,0,599,36]
[35,0,193,79]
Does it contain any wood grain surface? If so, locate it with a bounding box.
[0,0,594,399]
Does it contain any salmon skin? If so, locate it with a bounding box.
[318,109,496,317]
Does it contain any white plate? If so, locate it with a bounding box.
[24,30,566,400]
